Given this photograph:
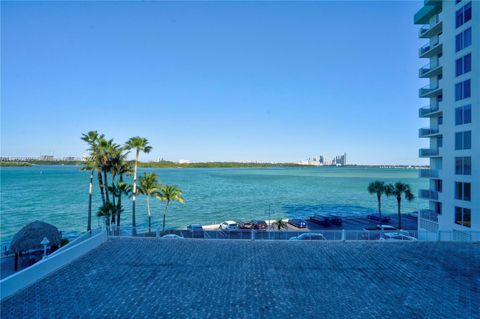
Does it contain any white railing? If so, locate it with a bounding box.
[0,230,107,301]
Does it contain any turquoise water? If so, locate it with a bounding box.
[0,165,427,242]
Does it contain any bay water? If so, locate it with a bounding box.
[0,165,427,243]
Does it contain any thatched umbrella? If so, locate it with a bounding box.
[9,220,62,270]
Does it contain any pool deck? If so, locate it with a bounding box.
[1,238,479,318]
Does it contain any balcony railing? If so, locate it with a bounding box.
[419,60,441,77]
[419,189,439,200]
[419,148,440,157]
[419,15,441,38]
[419,83,441,97]
[419,127,440,137]
[419,38,442,58]
[420,209,439,222]
[419,169,439,178]
[419,103,441,117]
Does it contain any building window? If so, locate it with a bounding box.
[456,27,472,52]
[456,2,472,28]
[434,179,443,192]
[455,131,472,150]
[455,53,471,76]
[455,207,471,228]
[455,182,471,201]
[455,157,472,175]
[455,79,471,101]
[455,104,472,125]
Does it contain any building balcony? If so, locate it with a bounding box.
[419,148,441,158]
[419,189,439,201]
[419,83,442,98]
[419,127,441,138]
[419,19,442,38]
[419,61,442,78]
[419,40,442,58]
[419,169,439,178]
[414,0,442,25]
[419,103,442,117]
[420,209,439,222]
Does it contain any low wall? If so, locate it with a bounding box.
[0,230,107,301]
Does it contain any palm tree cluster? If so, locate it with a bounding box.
[81,131,185,236]
[367,181,414,230]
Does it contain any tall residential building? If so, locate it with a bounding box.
[415,0,479,240]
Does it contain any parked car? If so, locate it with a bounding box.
[186,224,204,238]
[289,233,326,241]
[364,225,398,232]
[407,211,419,219]
[238,221,254,229]
[288,218,307,228]
[251,220,268,230]
[367,214,391,223]
[219,221,239,232]
[161,234,184,239]
[329,215,343,226]
[309,215,331,227]
[380,233,417,241]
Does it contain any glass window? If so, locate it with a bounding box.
[464,105,471,124]
[455,157,463,175]
[455,82,463,101]
[456,107,463,125]
[464,28,472,47]
[464,3,472,23]
[456,58,463,76]
[464,183,471,201]
[464,157,471,175]
[464,79,471,98]
[464,131,471,149]
[464,54,471,73]
[456,9,463,28]
[455,132,463,150]
[456,33,463,52]
[455,182,463,199]
[438,116,443,125]
[455,207,463,225]
[464,208,471,227]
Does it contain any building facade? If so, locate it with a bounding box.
[415,0,479,239]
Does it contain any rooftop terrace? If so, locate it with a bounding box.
[1,238,479,318]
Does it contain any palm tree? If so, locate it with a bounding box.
[125,137,152,236]
[81,156,97,231]
[385,182,415,230]
[273,219,288,230]
[137,172,160,234]
[155,185,185,232]
[97,202,117,233]
[367,181,386,218]
[81,131,105,205]
[113,162,133,229]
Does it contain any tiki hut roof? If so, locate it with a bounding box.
[9,220,61,253]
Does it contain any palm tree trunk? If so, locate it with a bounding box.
[103,169,110,204]
[162,202,169,232]
[97,170,105,205]
[132,150,139,236]
[147,195,151,233]
[377,193,382,218]
[87,170,93,231]
[397,198,402,230]
[117,175,123,229]
[110,173,116,224]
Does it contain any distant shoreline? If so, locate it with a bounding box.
[1,161,428,169]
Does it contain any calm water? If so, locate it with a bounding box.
[0,165,427,242]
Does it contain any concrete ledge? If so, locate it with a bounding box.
[0,230,107,301]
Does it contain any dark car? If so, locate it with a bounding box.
[309,215,331,227]
[186,224,204,238]
[239,221,254,229]
[367,214,391,223]
[329,215,343,226]
[288,218,307,228]
[251,220,268,230]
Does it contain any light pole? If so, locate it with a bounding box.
[41,237,50,259]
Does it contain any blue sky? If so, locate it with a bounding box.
[1,1,427,165]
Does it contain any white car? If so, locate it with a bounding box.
[219,221,239,232]
[379,233,417,241]
[161,234,184,239]
[289,233,326,241]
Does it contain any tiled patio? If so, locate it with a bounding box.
[1,238,479,318]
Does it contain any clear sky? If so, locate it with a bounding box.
[1,0,427,165]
